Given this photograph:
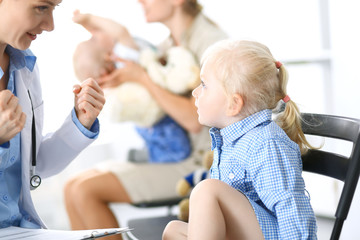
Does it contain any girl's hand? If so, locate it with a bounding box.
[73,78,105,130]
[97,58,148,89]
[0,90,26,145]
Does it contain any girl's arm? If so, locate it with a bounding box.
[251,140,317,239]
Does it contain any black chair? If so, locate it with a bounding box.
[124,198,183,240]
[301,113,360,240]
[124,113,360,240]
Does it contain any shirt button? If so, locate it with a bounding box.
[10,156,15,162]
[228,173,235,179]
[2,194,9,202]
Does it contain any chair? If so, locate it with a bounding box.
[124,197,183,240]
[124,113,360,240]
[301,113,360,240]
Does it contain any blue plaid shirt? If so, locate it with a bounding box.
[210,109,317,239]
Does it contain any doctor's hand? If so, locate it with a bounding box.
[0,90,26,145]
[73,78,105,130]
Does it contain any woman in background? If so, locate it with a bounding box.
[64,0,227,239]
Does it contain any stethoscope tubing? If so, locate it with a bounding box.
[27,90,41,190]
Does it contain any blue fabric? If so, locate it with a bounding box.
[184,169,209,188]
[210,109,317,239]
[71,108,99,139]
[0,46,36,228]
[136,116,191,163]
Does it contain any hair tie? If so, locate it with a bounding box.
[282,95,290,103]
[275,61,282,69]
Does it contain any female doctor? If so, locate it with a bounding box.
[0,0,105,229]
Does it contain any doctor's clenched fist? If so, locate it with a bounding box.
[73,78,105,130]
[0,90,26,145]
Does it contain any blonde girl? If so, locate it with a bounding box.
[163,39,317,239]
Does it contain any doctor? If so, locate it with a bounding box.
[0,0,105,229]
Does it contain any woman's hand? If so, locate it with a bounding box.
[73,78,105,130]
[0,90,26,145]
[97,58,148,89]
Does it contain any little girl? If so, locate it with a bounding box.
[162,39,317,239]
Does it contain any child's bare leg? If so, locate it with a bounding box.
[188,179,264,240]
[163,220,188,240]
[72,10,137,49]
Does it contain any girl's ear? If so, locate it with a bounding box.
[226,93,243,117]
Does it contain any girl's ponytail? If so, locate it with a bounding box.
[274,63,314,154]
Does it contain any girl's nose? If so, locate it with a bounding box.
[192,85,200,98]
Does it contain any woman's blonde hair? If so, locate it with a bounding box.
[182,0,202,16]
[201,39,313,154]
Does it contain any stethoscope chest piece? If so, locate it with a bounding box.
[30,174,41,190]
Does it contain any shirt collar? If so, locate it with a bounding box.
[4,45,37,74]
[210,109,273,148]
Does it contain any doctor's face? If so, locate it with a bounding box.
[0,0,61,50]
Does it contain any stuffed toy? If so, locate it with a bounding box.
[176,150,214,222]
[73,38,199,163]
[105,45,200,127]
[105,46,200,163]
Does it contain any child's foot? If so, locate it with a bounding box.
[72,9,89,25]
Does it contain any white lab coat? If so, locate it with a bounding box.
[15,64,96,228]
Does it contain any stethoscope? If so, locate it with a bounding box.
[27,90,41,190]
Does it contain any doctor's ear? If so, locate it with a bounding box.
[226,93,243,117]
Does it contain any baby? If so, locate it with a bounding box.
[72,11,199,127]
[72,11,200,163]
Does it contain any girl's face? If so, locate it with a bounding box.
[137,0,175,23]
[192,59,230,129]
[0,0,61,50]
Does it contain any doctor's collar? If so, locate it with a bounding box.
[5,45,37,72]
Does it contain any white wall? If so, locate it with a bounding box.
[29,0,360,238]
[328,1,360,238]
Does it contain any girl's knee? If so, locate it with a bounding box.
[162,220,175,240]
[162,220,186,240]
[190,179,222,199]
